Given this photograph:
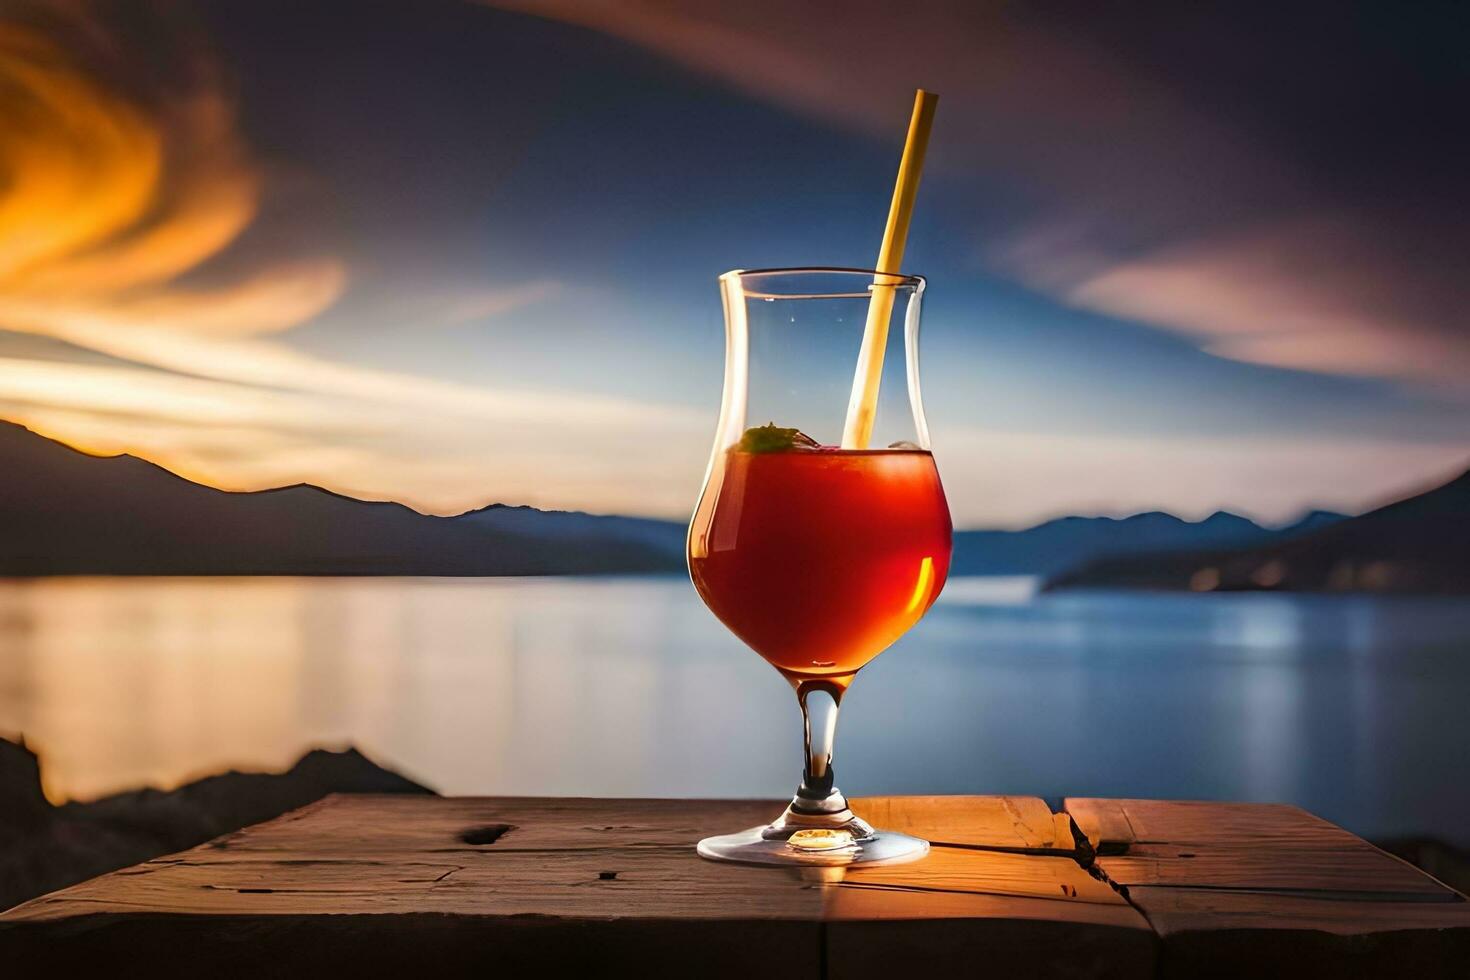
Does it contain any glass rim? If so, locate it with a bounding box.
[721,266,925,300]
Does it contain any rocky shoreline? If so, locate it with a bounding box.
[0,737,432,912]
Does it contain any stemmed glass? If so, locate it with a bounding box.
[688,268,952,866]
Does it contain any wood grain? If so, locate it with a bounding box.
[1,795,1152,980]
[4,795,1465,979]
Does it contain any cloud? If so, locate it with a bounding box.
[1016,216,1470,388]
[441,280,564,325]
[0,5,699,515]
[489,1,1469,392]
[0,19,289,307]
[936,424,1468,529]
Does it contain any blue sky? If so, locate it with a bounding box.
[0,1,1466,526]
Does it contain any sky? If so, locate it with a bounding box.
[0,0,1466,528]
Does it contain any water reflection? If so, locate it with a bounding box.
[0,576,1467,844]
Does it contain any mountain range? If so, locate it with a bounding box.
[1047,465,1470,594]
[948,509,1340,577]
[0,420,1419,584]
[0,421,682,576]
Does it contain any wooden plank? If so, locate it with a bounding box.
[1064,798,1470,980]
[1066,798,1459,900]
[826,847,1156,979]
[826,910,1156,980]
[1,795,1155,980]
[1101,842,1454,899]
[1129,887,1470,980]
[843,847,1125,905]
[837,796,1153,979]
[190,794,786,858]
[3,796,817,923]
[0,913,823,980]
[7,846,823,920]
[1068,798,1363,847]
[825,882,1146,927]
[853,794,1078,854]
[1130,886,1470,936]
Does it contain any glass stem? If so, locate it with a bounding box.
[794,681,846,813]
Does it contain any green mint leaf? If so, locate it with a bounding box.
[736,423,820,453]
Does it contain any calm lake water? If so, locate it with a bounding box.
[1,576,1467,844]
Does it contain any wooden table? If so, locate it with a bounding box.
[3,795,1467,978]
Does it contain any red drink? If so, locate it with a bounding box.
[689,447,952,688]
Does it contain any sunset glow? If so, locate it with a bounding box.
[0,2,1465,526]
[0,6,700,516]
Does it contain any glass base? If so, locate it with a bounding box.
[697,825,929,867]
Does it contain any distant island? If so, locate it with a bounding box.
[3,420,1462,591]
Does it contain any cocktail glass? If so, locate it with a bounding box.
[689,268,952,866]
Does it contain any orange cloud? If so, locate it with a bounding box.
[0,25,160,283]
[0,6,701,515]
[0,14,344,344]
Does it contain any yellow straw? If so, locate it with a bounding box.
[841,89,938,449]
